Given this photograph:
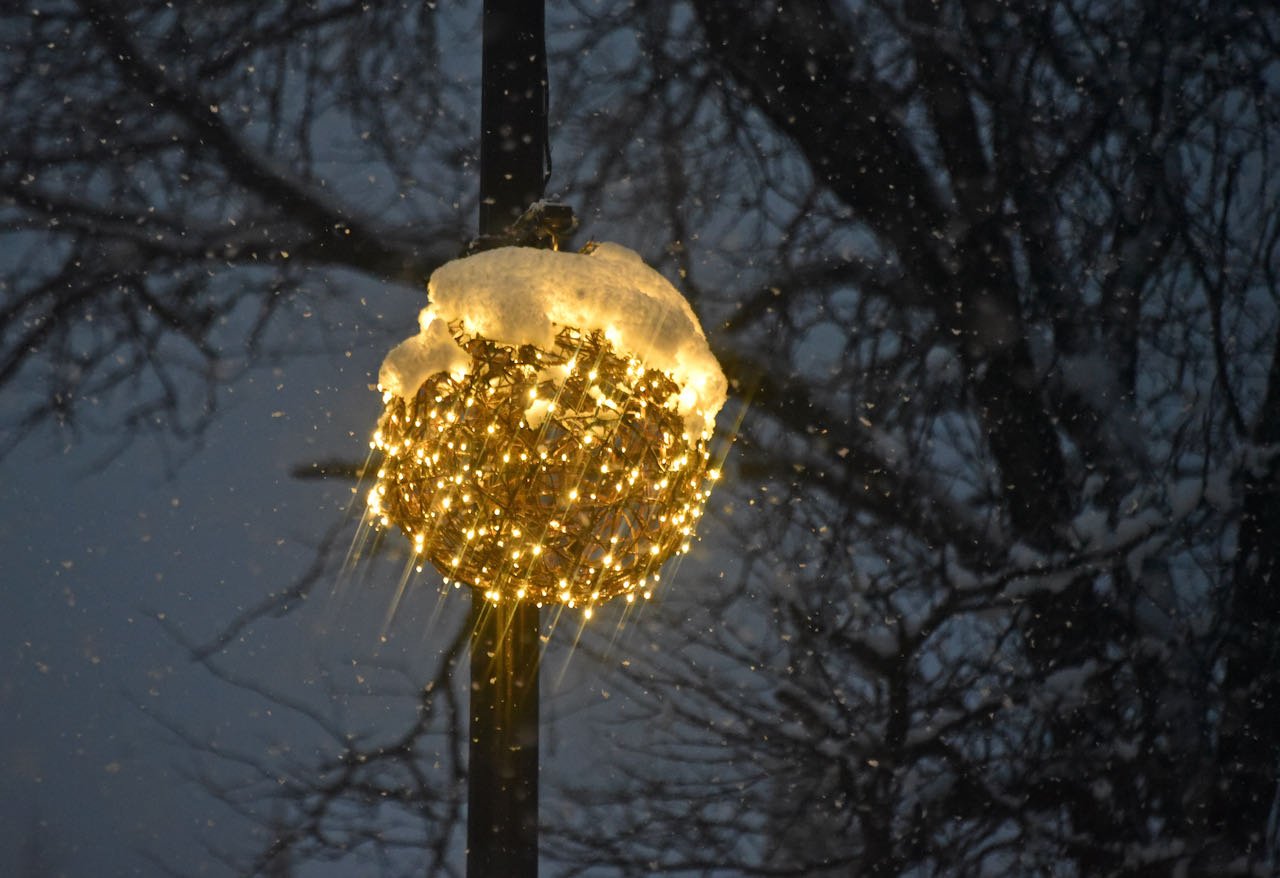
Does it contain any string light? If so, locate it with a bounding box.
[370,321,719,611]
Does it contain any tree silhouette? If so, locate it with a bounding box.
[547,1,1280,874]
[1,0,459,454]
[3,0,1278,875]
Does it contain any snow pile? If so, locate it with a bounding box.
[379,243,728,435]
[377,308,471,393]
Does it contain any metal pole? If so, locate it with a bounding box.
[478,0,548,238]
[467,600,540,877]
[467,2,546,876]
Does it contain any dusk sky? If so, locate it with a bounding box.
[0,301,400,873]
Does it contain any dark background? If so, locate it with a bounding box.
[2,1,1278,876]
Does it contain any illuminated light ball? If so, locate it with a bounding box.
[369,243,727,612]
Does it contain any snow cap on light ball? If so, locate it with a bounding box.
[369,243,727,615]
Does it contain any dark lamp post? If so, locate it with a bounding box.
[469,5,545,875]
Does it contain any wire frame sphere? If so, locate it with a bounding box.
[369,323,719,609]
